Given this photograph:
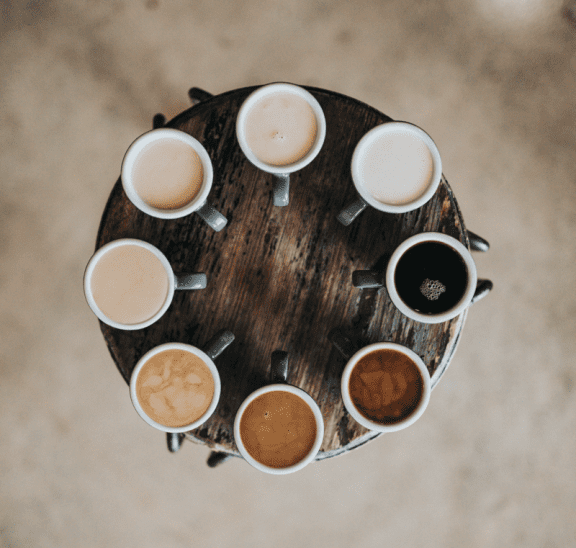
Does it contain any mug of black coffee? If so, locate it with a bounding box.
[233,351,325,475]
[353,232,478,324]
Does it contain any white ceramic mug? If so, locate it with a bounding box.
[353,232,478,324]
[84,238,206,330]
[337,121,442,225]
[129,336,233,433]
[121,128,227,231]
[339,341,431,433]
[236,83,326,207]
[329,332,431,433]
[233,351,324,475]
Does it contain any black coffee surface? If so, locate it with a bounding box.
[394,242,468,315]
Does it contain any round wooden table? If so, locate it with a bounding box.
[95,84,491,466]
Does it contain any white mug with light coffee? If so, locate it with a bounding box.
[236,82,326,207]
[84,238,207,330]
[337,121,442,225]
[130,331,234,433]
[121,128,227,231]
[233,351,325,475]
[352,232,478,324]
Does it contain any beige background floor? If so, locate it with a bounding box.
[1,0,575,546]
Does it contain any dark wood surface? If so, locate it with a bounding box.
[96,85,470,460]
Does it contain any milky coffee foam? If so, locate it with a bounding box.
[358,129,434,205]
[132,137,204,209]
[136,349,215,428]
[244,91,317,167]
[90,244,169,325]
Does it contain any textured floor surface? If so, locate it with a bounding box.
[1,1,575,547]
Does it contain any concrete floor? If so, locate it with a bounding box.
[1,0,575,546]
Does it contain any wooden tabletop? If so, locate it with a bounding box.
[96,85,470,460]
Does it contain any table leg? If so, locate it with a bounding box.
[207,451,233,467]
[467,230,490,252]
[188,87,213,106]
[166,432,185,453]
[152,113,166,129]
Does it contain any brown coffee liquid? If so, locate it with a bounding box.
[136,349,215,428]
[348,349,424,425]
[132,138,204,209]
[90,244,169,325]
[239,390,317,469]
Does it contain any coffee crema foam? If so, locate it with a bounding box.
[132,138,204,209]
[394,242,468,315]
[136,349,215,428]
[348,349,424,425]
[239,390,317,468]
[244,91,317,167]
[358,130,434,205]
[90,244,169,325]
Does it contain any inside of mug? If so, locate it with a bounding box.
[124,130,211,214]
[346,346,427,428]
[86,240,173,329]
[237,84,326,172]
[236,386,323,471]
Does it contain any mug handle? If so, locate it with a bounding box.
[328,329,356,361]
[203,329,235,361]
[271,350,289,383]
[174,273,207,290]
[352,270,384,289]
[188,87,213,106]
[353,230,494,303]
[337,197,368,226]
[467,230,490,252]
[166,329,235,455]
[466,230,493,303]
[273,174,290,207]
[196,201,228,232]
[352,269,492,306]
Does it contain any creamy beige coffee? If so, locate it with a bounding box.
[136,349,215,428]
[90,244,169,325]
[132,137,204,209]
[359,130,434,205]
[239,390,317,468]
[348,348,424,425]
[244,91,318,166]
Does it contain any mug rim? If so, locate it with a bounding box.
[341,342,431,433]
[351,121,442,213]
[385,232,478,324]
[235,82,327,175]
[83,238,175,330]
[129,342,222,433]
[233,383,325,475]
[121,128,214,219]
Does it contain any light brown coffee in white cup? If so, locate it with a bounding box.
[234,385,324,474]
[83,238,206,330]
[121,128,227,231]
[233,351,324,474]
[130,343,221,433]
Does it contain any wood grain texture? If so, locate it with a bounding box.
[95,85,470,460]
